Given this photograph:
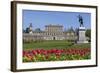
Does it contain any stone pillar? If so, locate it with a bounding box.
[77,26,88,43]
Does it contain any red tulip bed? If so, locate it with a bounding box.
[23,48,90,62]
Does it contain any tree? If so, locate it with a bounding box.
[25,27,30,33]
[75,28,79,36]
[23,29,26,33]
[86,29,91,38]
[85,29,91,42]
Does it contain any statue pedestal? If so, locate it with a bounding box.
[77,26,88,44]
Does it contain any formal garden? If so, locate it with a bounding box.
[23,40,91,62]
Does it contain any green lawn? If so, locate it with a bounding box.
[23,40,90,50]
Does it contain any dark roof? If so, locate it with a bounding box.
[34,28,42,32]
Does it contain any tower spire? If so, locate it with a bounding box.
[29,23,33,34]
[29,23,32,27]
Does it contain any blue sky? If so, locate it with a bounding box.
[22,10,91,31]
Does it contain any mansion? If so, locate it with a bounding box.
[23,23,78,41]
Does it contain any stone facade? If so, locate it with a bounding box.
[23,24,77,41]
